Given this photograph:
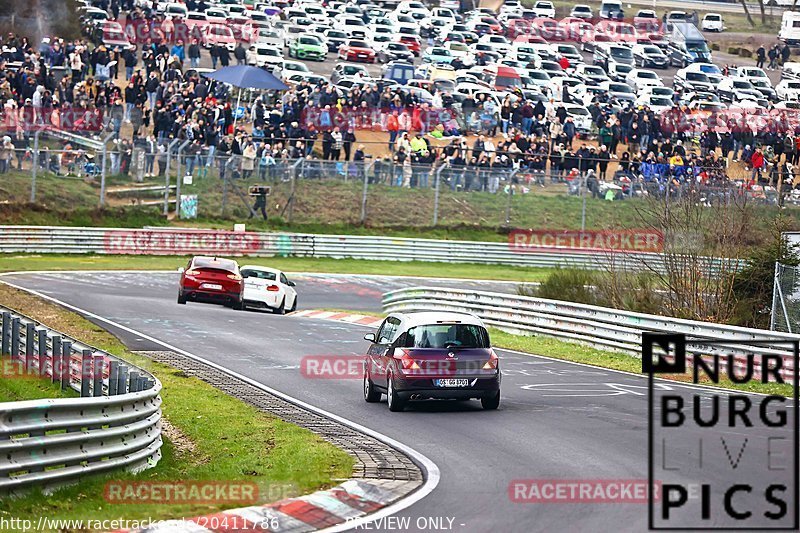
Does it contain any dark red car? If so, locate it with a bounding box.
[178,256,244,309]
[397,35,421,56]
[338,39,376,63]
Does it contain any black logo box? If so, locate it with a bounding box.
[643,333,799,531]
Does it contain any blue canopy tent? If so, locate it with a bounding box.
[203,66,288,126]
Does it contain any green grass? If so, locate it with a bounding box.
[0,284,354,525]
[488,328,794,397]
[0,370,79,402]
[0,254,555,282]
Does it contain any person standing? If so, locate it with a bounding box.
[188,39,201,69]
[768,45,779,71]
[756,45,766,69]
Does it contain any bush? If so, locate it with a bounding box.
[728,46,741,55]
[520,268,598,305]
[740,48,753,58]
[711,42,720,51]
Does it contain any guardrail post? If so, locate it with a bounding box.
[109,360,119,395]
[129,370,140,393]
[50,335,61,383]
[164,138,181,215]
[93,355,104,397]
[36,328,47,376]
[25,322,35,374]
[118,364,129,394]
[99,133,115,207]
[60,340,71,390]
[80,349,92,397]
[433,164,446,226]
[1,311,9,356]
[10,317,20,359]
[174,140,191,218]
[30,130,41,203]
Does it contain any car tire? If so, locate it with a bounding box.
[481,390,500,410]
[387,373,405,412]
[364,368,381,403]
[177,292,186,305]
[289,296,297,313]
[273,298,286,315]
[233,299,244,311]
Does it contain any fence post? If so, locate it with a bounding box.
[1,311,10,356]
[505,169,518,226]
[117,364,129,395]
[129,370,140,393]
[580,171,587,232]
[288,158,303,224]
[37,329,47,376]
[30,130,41,203]
[174,139,191,218]
[99,133,115,207]
[360,160,375,226]
[60,340,71,390]
[164,138,181,215]
[433,164,446,226]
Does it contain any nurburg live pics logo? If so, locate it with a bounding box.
[642,333,799,530]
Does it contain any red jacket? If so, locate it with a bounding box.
[387,114,399,132]
[751,151,765,169]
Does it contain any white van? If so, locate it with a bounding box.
[779,12,800,45]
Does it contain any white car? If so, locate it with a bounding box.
[247,43,284,68]
[776,79,800,101]
[241,266,298,314]
[730,66,770,85]
[563,104,593,134]
[701,13,725,32]
[625,68,664,92]
[531,0,556,18]
[635,93,674,113]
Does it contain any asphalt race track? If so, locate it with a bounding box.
[2,271,794,532]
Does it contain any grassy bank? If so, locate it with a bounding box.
[0,254,554,282]
[0,284,354,524]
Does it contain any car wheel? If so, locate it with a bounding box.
[387,373,405,412]
[364,368,381,403]
[273,297,286,315]
[177,292,186,304]
[233,298,244,311]
[289,296,297,313]
[481,390,500,410]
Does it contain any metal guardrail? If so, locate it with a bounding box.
[0,306,162,494]
[0,226,744,275]
[382,287,798,380]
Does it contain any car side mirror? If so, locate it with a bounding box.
[287,280,296,287]
[364,332,376,342]
[177,267,185,274]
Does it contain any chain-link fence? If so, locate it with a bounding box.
[771,262,800,333]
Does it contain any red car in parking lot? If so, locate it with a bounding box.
[178,256,244,309]
[338,39,376,63]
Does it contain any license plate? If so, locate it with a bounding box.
[245,282,259,288]
[434,379,469,388]
[201,283,223,290]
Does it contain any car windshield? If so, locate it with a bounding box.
[567,106,589,115]
[734,80,754,89]
[300,37,320,45]
[241,268,277,280]
[402,324,490,349]
[350,41,368,48]
[639,71,657,78]
[497,75,521,87]
[699,65,721,74]
[343,66,364,75]
[651,97,672,106]
[687,42,710,53]
[212,26,232,36]
[644,46,661,54]
[610,47,632,59]
[687,72,709,82]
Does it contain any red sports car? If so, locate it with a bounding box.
[338,39,376,63]
[178,256,244,309]
[397,35,421,56]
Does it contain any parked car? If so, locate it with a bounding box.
[701,13,725,32]
[288,34,327,61]
[338,39,377,63]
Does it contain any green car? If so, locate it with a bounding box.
[288,35,327,61]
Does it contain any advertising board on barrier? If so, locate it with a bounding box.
[103,229,271,255]
[509,229,664,253]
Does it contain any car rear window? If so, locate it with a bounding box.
[192,257,238,272]
[241,268,277,280]
[402,324,490,349]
